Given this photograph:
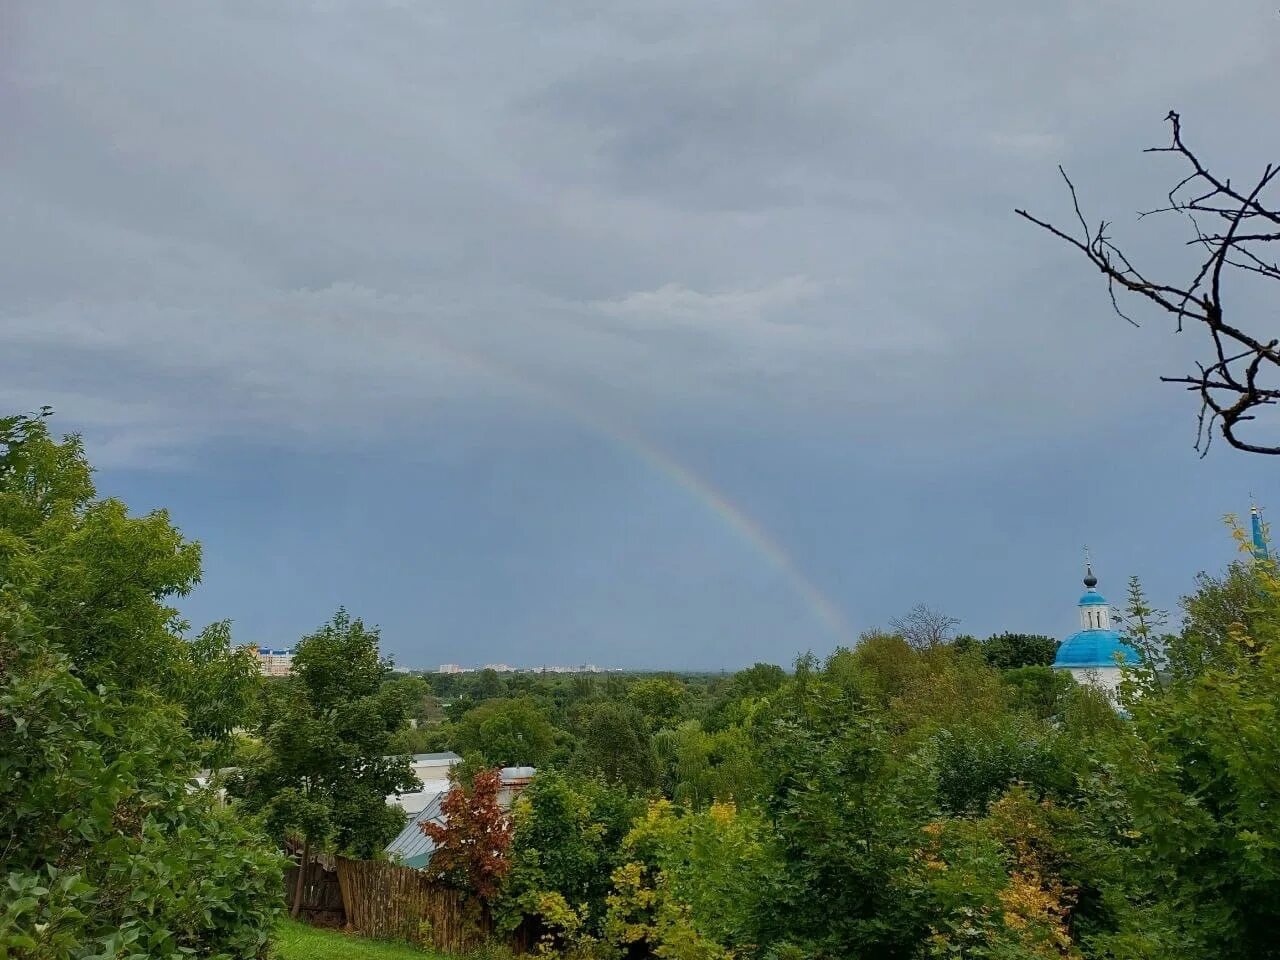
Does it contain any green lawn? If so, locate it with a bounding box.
[274,918,445,959]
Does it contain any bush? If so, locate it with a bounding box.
[0,605,284,959]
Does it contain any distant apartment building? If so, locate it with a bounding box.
[257,647,294,677]
[439,662,616,674]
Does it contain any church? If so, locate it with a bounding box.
[1051,561,1140,697]
[1055,506,1270,697]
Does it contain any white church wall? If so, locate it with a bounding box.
[1067,666,1122,700]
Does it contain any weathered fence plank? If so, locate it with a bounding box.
[335,857,492,952]
[284,859,345,925]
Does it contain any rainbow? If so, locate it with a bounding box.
[406,330,853,648]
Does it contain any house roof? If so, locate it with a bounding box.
[410,752,461,763]
[385,789,448,869]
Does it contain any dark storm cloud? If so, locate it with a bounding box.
[2,1,1277,665]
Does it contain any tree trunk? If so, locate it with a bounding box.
[291,838,310,918]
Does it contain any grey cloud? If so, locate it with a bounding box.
[2,0,1277,468]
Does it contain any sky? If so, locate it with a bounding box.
[2,1,1278,670]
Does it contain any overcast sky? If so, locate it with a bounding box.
[3,1,1278,669]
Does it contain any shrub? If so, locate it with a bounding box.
[0,604,284,959]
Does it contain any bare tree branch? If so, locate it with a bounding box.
[1015,112,1280,456]
[888,604,960,652]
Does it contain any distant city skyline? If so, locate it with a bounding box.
[435,663,615,675]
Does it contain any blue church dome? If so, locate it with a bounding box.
[1078,590,1108,606]
[1054,629,1140,669]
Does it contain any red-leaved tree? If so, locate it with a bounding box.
[422,768,513,902]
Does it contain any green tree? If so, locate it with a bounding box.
[1087,562,1280,959]
[571,701,659,792]
[653,721,762,806]
[469,667,507,700]
[950,633,982,656]
[231,609,417,912]
[1114,575,1170,681]
[1172,544,1271,681]
[757,683,929,958]
[1002,664,1074,719]
[832,632,926,707]
[1,583,282,959]
[604,799,774,960]
[982,632,1059,670]
[450,696,558,768]
[888,644,1009,739]
[732,662,786,697]
[497,771,640,946]
[171,620,263,768]
[915,718,1070,815]
[627,675,690,731]
[0,411,201,695]
[0,411,258,762]
[908,787,1088,959]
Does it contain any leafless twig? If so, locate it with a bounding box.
[889,604,960,652]
[1016,112,1280,456]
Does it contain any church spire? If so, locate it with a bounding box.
[1251,503,1269,561]
[1078,553,1111,631]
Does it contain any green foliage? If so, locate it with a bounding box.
[888,645,1010,738]
[653,720,763,806]
[17,407,1280,960]
[0,411,202,695]
[916,719,1070,815]
[172,620,264,768]
[626,676,691,731]
[570,701,659,792]
[982,632,1059,670]
[0,410,259,763]
[388,723,450,756]
[1085,565,1280,959]
[756,681,927,958]
[0,601,283,960]
[1171,545,1275,681]
[231,609,417,859]
[1113,576,1170,678]
[0,411,280,958]
[496,771,640,943]
[450,696,558,768]
[604,799,773,960]
[909,788,1085,959]
[950,634,982,656]
[732,662,787,697]
[470,668,508,700]
[825,632,924,706]
[1001,665,1074,719]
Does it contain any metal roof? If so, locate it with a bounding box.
[385,789,447,869]
[1054,629,1141,669]
[383,766,538,870]
[410,752,461,763]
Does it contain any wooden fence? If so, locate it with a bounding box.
[335,857,493,953]
[283,859,345,926]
